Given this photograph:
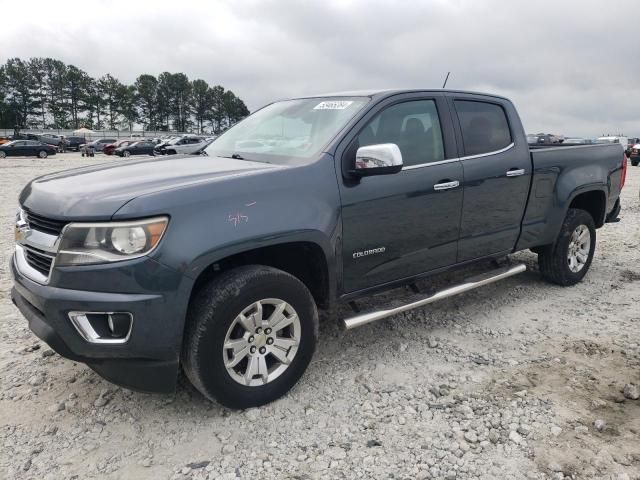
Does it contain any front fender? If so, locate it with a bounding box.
[113,155,341,291]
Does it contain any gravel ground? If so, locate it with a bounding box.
[1,153,639,480]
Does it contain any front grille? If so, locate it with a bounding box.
[24,247,54,277]
[24,209,67,235]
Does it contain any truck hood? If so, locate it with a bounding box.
[20,155,280,219]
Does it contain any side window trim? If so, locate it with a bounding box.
[403,157,461,170]
[458,141,515,161]
[403,141,515,170]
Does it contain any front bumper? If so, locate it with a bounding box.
[10,253,189,393]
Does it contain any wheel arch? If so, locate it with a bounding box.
[188,240,335,313]
[567,187,607,228]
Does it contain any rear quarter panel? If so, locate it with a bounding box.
[516,143,624,250]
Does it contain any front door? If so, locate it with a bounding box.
[449,97,531,261]
[339,97,463,293]
[11,141,26,156]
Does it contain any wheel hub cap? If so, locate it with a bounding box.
[223,298,301,387]
[567,224,590,273]
[254,333,267,348]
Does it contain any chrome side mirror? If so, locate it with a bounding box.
[352,143,403,177]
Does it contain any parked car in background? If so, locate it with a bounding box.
[527,133,563,145]
[190,137,217,155]
[156,136,208,155]
[629,142,640,166]
[80,138,117,154]
[64,136,87,152]
[0,140,57,158]
[596,136,628,155]
[153,136,179,151]
[114,140,156,157]
[562,137,587,144]
[104,139,134,156]
[37,134,66,150]
[625,137,639,158]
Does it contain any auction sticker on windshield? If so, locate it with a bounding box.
[314,100,354,110]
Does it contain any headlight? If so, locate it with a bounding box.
[56,217,168,266]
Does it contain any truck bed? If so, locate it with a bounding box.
[517,143,625,250]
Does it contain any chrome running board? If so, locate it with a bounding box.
[343,263,526,330]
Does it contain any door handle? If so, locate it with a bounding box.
[433,180,460,191]
[506,168,525,177]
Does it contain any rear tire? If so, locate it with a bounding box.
[538,208,596,286]
[38,150,48,159]
[182,265,318,409]
[0,151,6,158]
[632,159,639,167]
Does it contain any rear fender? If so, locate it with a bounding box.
[516,150,612,250]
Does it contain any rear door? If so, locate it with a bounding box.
[448,95,531,261]
[26,141,40,155]
[338,93,464,293]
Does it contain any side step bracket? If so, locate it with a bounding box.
[343,263,526,330]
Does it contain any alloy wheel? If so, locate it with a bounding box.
[223,298,301,386]
[567,224,590,273]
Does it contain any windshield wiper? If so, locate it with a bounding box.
[217,153,247,160]
[217,153,271,164]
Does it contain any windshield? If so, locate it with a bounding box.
[205,97,370,162]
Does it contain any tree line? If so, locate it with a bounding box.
[0,57,250,133]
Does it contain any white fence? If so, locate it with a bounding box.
[0,129,193,140]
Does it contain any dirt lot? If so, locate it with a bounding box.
[0,153,639,480]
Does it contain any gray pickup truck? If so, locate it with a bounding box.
[11,89,627,408]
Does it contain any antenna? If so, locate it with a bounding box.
[442,72,451,89]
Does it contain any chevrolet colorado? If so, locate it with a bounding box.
[11,89,627,408]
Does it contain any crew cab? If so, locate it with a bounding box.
[10,89,626,409]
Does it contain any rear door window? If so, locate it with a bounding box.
[454,100,512,156]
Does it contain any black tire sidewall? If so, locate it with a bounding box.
[185,266,318,408]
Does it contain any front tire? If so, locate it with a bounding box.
[123,150,131,157]
[632,159,639,167]
[182,265,319,409]
[538,208,596,286]
[0,151,6,158]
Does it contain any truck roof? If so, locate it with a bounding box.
[292,89,511,102]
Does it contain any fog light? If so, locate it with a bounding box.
[69,311,133,344]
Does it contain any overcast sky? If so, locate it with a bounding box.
[1,0,637,137]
